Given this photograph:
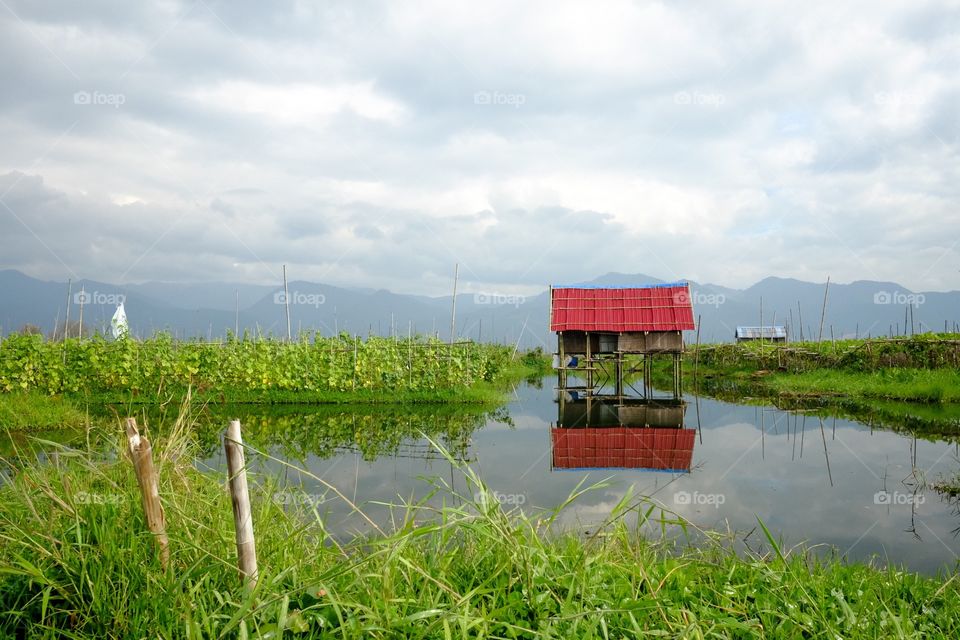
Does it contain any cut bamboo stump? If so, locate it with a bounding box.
[224,419,258,590]
[125,417,170,571]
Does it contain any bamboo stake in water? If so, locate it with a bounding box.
[225,420,258,589]
[125,418,170,571]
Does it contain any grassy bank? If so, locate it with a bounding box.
[0,336,550,430]
[673,335,960,405]
[1,426,958,637]
[0,332,522,399]
[762,368,960,402]
[0,391,88,431]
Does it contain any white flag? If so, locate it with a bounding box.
[111,303,128,339]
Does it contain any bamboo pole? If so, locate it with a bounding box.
[282,265,291,342]
[797,301,804,342]
[125,418,170,571]
[77,287,84,341]
[63,278,72,343]
[759,295,763,356]
[224,419,258,590]
[693,314,701,384]
[817,276,830,345]
[449,263,459,344]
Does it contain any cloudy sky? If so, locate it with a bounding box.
[0,0,957,296]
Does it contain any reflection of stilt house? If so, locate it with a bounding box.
[735,326,787,343]
[551,398,696,472]
[550,282,696,399]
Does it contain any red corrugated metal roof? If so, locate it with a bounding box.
[549,283,695,332]
[551,427,696,471]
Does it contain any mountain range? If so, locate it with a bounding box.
[1,269,957,349]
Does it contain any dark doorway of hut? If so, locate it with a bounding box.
[548,282,696,427]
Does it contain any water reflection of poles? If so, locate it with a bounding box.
[695,391,702,445]
[799,415,806,458]
[792,413,798,461]
[818,418,834,487]
[353,451,360,504]
[760,407,765,460]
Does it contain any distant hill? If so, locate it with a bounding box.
[0,269,957,348]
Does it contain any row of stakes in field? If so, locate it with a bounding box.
[124,417,258,589]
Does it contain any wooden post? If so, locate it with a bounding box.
[673,353,681,400]
[225,420,258,590]
[558,332,566,391]
[585,331,593,394]
[125,418,170,571]
[614,351,623,399]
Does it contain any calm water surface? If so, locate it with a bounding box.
[200,379,960,575]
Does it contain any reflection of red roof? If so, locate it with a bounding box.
[550,283,695,332]
[551,427,696,472]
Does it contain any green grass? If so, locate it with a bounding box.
[762,368,960,403]
[0,332,520,400]
[671,335,960,405]
[0,333,549,410]
[1,417,958,637]
[78,383,516,407]
[0,392,88,431]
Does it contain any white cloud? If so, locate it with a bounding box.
[191,80,408,127]
[0,0,956,293]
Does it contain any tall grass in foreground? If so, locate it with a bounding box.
[1,413,959,637]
